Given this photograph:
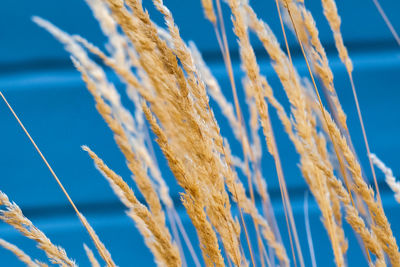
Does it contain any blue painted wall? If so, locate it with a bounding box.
[0,0,399,266]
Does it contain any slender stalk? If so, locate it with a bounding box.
[347,72,382,206]
[319,0,383,208]
[304,193,317,267]
[272,2,312,267]
[0,91,116,267]
[172,209,202,267]
[282,3,370,265]
[143,122,190,267]
[166,208,187,267]
[371,0,400,46]
[214,1,257,265]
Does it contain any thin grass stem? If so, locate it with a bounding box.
[371,0,400,46]
[0,91,116,267]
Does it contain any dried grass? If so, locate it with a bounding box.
[0,0,398,266]
[83,244,101,267]
[370,154,400,203]
[0,192,76,267]
[0,238,48,267]
[83,145,181,267]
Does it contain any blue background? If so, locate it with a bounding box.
[0,0,399,266]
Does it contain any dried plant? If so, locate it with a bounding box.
[0,0,398,266]
[0,238,48,267]
[0,192,76,267]
[370,154,400,203]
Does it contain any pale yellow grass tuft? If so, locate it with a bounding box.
[83,244,101,267]
[0,191,76,267]
[370,154,400,203]
[83,145,181,267]
[0,238,48,267]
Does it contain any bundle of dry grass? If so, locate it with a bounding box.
[0,191,75,266]
[0,0,399,266]
[0,238,48,267]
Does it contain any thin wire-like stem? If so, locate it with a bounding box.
[142,122,192,266]
[371,0,400,46]
[262,244,272,267]
[172,208,202,267]
[284,0,355,206]
[273,4,299,266]
[343,73,376,263]
[166,208,187,267]
[267,113,303,267]
[273,4,298,267]
[224,244,234,267]
[347,73,381,207]
[273,2,310,267]
[214,16,269,266]
[213,15,275,266]
[0,93,77,222]
[0,91,115,267]
[304,193,317,267]
[214,1,258,265]
[282,4,373,265]
[275,0,294,64]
